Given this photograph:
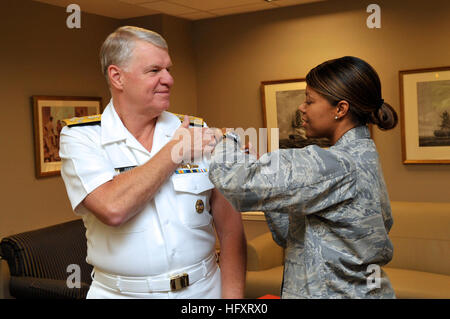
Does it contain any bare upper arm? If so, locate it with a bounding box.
[210,188,244,240]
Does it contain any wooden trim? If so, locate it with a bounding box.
[242,211,265,221]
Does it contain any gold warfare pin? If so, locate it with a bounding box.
[195,200,205,214]
[180,163,199,169]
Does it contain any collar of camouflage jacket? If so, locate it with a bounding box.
[334,125,371,147]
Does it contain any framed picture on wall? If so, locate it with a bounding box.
[399,67,450,164]
[32,96,102,178]
[260,79,332,152]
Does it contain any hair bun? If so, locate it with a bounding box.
[371,102,398,130]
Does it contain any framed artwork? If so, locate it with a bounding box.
[399,67,450,164]
[32,96,102,178]
[260,79,331,152]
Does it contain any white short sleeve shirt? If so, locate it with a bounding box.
[60,101,216,277]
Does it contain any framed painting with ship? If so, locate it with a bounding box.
[399,67,450,164]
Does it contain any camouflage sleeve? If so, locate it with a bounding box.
[264,211,290,248]
[209,138,357,215]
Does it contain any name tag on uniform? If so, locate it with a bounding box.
[115,166,137,174]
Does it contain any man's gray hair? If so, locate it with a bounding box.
[100,26,168,84]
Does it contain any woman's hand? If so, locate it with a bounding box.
[209,128,259,158]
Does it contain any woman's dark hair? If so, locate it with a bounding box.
[305,56,398,130]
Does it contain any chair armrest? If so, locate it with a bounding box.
[247,232,284,271]
[9,276,90,299]
[1,258,13,299]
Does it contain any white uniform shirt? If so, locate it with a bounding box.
[59,100,216,277]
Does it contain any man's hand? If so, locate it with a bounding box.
[171,116,217,163]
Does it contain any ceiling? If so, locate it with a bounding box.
[32,0,325,20]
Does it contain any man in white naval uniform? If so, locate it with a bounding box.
[59,26,246,298]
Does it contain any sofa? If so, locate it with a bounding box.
[245,201,450,299]
[2,201,448,299]
[0,219,92,299]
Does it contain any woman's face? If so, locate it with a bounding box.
[298,85,337,139]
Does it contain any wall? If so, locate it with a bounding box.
[193,0,450,203]
[0,0,121,238]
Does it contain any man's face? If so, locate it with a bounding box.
[121,40,174,115]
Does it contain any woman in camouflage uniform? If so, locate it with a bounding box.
[209,56,398,298]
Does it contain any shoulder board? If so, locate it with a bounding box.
[171,113,204,127]
[62,114,102,127]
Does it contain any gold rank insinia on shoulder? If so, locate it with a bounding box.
[62,114,102,127]
[171,113,204,127]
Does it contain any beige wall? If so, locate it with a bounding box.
[1,0,449,239]
[193,0,450,203]
[0,0,119,238]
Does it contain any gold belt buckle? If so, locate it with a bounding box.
[170,273,189,291]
